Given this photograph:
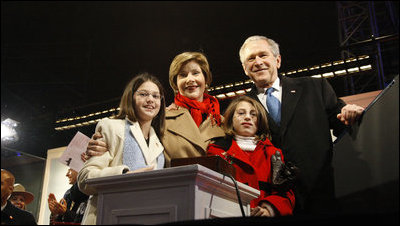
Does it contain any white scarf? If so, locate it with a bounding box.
[235,135,257,151]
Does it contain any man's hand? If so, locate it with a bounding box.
[166,103,179,111]
[86,132,108,157]
[81,152,88,162]
[337,104,365,126]
[48,193,67,215]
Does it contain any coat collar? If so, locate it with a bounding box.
[2,200,10,212]
[165,107,225,152]
[128,120,164,168]
[2,200,16,215]
[215,136,277,173]
[227,139,254,168]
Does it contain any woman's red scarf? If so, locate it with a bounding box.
[174,92,221,127]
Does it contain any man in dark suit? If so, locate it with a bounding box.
[48,165,89,224]
[1,169,37,225]
[239,35,364,215]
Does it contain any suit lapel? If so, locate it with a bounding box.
[280,77,302,135]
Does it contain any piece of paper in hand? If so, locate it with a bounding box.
[58,131,90,172]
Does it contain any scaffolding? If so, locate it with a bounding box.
[337,1,399,95]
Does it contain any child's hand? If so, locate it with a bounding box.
[250,206,272,217]
[126,165,155,174]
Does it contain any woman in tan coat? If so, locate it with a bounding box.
[162,52,225,166]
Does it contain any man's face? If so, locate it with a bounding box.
[241,39,281,88]
[66,168,78,185]
[1,171,14,204]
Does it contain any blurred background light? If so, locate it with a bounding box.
[1,118,19,142]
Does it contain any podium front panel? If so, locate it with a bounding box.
[86,164,259,224]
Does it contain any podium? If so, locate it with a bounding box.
[333,75,399,214]
[85,164,260,225]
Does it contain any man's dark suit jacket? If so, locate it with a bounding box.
[247,76,347,214]
[1,200,37,225]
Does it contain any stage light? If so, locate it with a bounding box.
[235,90,246,95]
[321,63,332,68]
[216,94,226,99]
[335,70,347,76]
[360,65,372,71]
[348,67,360,73]
[322,72,334,78]
[298,68,308,72]
[309,65,320,70]
[1,118,19,142]
[333,60,345,65]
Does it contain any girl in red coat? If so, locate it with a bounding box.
[207,96,295,217]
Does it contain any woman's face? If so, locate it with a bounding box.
[10,194,26,210]
[176,60,206,102]
[133,81,162,123]
[232,101,258,137]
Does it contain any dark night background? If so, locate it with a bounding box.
[1,1,396,158]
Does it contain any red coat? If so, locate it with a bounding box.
[207,136,295,216]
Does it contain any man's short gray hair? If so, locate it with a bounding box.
[239,35,280,63]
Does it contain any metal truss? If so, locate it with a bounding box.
[337,1,399,95]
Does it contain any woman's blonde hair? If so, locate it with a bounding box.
[168,52,212,94]
[222,96,271,141]
[115,72,166,137]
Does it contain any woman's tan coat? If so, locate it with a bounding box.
[162,107,225,166]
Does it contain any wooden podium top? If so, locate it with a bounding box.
[171,156,236,178]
